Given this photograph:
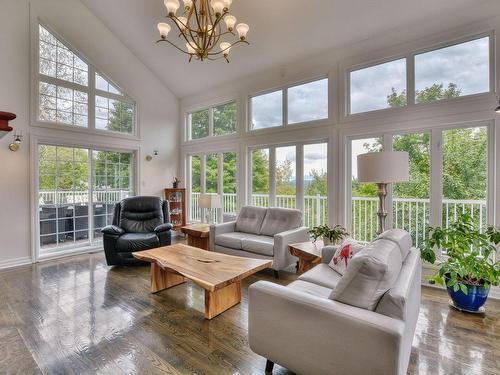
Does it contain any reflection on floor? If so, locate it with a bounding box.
[0,247,498,374]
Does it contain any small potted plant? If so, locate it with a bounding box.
[309,224,349,246]
[420,213,500,313]
[172,177,181,188]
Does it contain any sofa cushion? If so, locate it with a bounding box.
[215,232,248,249]
[235,206,267,235]
[328,238,364,275]
[116,233,160,252]
[298,264,342,290]
[287,280,333,299]
[377,229,411,259]
[260,207,302,236]
[331,238,403,311]
[241,234,274,257]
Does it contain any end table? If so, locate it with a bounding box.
[288,240,324,275]
[181,223,210,250]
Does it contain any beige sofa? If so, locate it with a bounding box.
[209,206,310,275]
[248,229,421,375]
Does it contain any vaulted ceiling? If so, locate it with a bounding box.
[80,0,500,98]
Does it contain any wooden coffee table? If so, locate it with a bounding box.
[181,223,210,250]
[133,244,272,319]
[288,240,324,275]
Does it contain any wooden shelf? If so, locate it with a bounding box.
[164,188,187,230]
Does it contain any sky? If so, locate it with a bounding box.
[274,143,328,181]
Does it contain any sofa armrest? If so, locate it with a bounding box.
[101,225,125,236]
[249,281,405,375]
[321,245,339,264]
[209,221,236,250]
[154,223,172,233]
[273,226,310,270]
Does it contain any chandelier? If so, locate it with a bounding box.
[156,0,250,62]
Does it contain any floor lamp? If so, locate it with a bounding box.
[357,151,409,235]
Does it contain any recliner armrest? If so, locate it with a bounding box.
[101,225,125,236]
[155,223,172,233]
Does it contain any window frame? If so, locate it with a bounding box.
[344,31,494,118]
[186,100,238,141]
[31,20,138,139]
[248,76,330,132]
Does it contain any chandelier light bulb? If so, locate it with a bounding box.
[220,42,231,55]
[157,22,171,39]
[210,0,225,16]
[224,15,236,31]
[222,0,232,10]
[164,0,180,16]
[176,16,188,31]
[236,23,249,40]
[183,0,193,10]
[186,42,197,55]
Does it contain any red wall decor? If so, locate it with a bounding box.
[0,112,16,139]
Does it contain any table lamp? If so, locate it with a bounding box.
[357,151,409,235]
[199,193,222,224]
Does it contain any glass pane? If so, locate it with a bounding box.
[351,138,382,242]
[251,149,269,207]
[304,143,328,228]
[415,37,489,103]
[95,96,134,134]
[205,153,218,193]
[442,126,487,231]
[223,152,237,214]
[392,133,430,247]
[275,146,296,208]
[250,90,282,129]
[39,82,88,127]
[288,79,328,124]
[350,58,407,114]
[190,155,202,221]
[95,72,123,95]
[190,109,209,139]
[213,102,237,136]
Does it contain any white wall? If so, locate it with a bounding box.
[0,0,179,268]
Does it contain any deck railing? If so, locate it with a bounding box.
[39,190,132,205]
[190,192,486,246]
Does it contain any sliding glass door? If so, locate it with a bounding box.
[37,144,134,256]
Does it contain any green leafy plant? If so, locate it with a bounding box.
[309,224,349,245]
[173,177,181,184]
[420,213,500,295]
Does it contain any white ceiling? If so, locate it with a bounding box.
[80,0,500,98]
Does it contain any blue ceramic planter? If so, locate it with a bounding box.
[445,276,489,312]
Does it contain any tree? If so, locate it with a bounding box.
[213,103,237,136]
[387,83,462,107]
[276,159,295,195]
[109,101,134,134]
[252,149,269,193]
[305,169,327,196]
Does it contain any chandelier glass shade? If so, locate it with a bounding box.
[157,0,250,62]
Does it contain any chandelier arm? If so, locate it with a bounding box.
[169,15,201,51]
[206,39,249,56]
[192,0,203,49]
[156,39,193,56]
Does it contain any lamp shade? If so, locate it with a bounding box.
[199,193,222,209]
[357,151,409,183]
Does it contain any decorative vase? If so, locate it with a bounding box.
[322,237,331,246]
[445,275,489,313]
[173,182,179,188]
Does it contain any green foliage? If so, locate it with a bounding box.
[276,158,295,195]
[416,83,461,104]
[420,213,500,293]
[305,169,327,196]
[213,102,237,136]
[252,149,269,193]
[309,224,349,244]
[108,101,134,134]
[190,109,209,139]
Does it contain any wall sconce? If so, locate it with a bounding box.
[0,111,15,139]
[145,150,159,161]
[9,133,22,152]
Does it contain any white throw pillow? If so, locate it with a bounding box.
[328,238,364,275]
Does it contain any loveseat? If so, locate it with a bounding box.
[248,229,421,375]
[209,206,310,276]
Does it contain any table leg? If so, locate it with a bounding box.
[150,263,186,293]
[297,258,321,275]
[204,281,241,319]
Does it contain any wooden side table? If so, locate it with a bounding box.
[288,241,324,275]
[181,224,210,250]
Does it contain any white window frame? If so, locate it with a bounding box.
[31,20,138,139]
[344,31,494,118]
[248,76,330,132]
[186,100,238,141]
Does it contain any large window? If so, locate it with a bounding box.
[415,37,490,103]
[37,24,135,135]
[188,102,237,140]
[350,58,407,114]
[275,146,297,208]
[304,143,328,228]
[38,144,134,255]
[250,77,328,130]
[251,148,270,207]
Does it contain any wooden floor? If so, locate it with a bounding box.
[0,248,499,375]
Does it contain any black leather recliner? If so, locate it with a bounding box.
[101,196,172,266]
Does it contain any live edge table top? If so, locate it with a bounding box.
[133,244,272,292]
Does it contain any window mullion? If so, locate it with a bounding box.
[209,107,214,137]
[406,55,415,106]
[269,147,277,206]
[282,88,288,127]
[88,66,96,130]
[296,144,304,212]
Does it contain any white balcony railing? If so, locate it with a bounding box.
[190,192,487,247]
[39,190,132,205]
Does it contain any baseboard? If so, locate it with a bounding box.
[0,256,33,270]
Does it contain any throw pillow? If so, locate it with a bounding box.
[328,238,364,275]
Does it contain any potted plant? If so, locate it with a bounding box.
[172,177,181,188]
[420,213,500,313]
[309,224,349,246]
